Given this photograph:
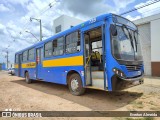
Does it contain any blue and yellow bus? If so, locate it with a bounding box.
[15,13,144,95]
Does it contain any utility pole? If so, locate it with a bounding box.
[40,19,42,41]
[5,50,9,69]
[30,17,42,41]
[2,49,9,69]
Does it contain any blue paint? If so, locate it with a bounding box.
[14,13,144,91]
[0,63,6,70]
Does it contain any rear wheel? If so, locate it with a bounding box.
[25,72,31,84]
[68,73,85,96]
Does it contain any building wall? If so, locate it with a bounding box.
[151,19,160,76]
[53,15,83,34]
[63,15,83,31]
[134,13,160,76]
[53,15,65,34]
[137,23,151,75]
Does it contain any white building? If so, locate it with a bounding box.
[53,15,84,34]
[134,13,160,77]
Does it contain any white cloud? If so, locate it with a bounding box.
[0,22,8,35]
[0,0,141,64]
[3,0,29,7]
[0,4,10,12]
[0,23,5,30]
[113,0,135,10]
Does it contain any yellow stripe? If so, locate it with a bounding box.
[22,62,36,68]
[14,64,19,68]
[43,56,83,67]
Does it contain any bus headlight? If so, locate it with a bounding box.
[113,68,125,78]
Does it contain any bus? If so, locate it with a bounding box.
[14,13,144,96]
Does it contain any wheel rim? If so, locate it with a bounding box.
[71,78,79,91]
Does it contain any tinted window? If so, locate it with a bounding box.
[23,50,28,62]
[45,41,52,57]
[55,25,61,33]
[28,48,35,60]
[53,37,64,56]
[66,31,80,54]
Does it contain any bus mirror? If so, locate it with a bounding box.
[110,24,117,36]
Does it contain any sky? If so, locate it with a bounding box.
[0,0,160,66]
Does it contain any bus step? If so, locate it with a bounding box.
[92,71,104,79]
[92,78,104,89]
[85,86,104,90]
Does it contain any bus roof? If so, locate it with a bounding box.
[15,13,113,54]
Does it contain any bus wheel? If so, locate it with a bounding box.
[25,72,31,84]
[68,73,85,96]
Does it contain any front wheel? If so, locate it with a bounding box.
[25,72,31,84]
[68,73,85,96]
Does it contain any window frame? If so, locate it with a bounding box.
[22,50,28,62]
[44,41,53,58]
[55,25,61,33]
[52,37,64,56]
[28,48,35,61]
[65,31,81,54]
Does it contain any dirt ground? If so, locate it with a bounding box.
[0,71,160,120]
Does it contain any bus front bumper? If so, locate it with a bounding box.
[111,75,144,91]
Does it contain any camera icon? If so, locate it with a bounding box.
[2,112,11,117]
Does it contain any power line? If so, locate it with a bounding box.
[20,0,59,36]
[126,6,160,21]
[120,0,160,15]
[2,0,59,54]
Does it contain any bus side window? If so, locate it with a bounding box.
[28,48,35,60]
[66,31,80,54]
[53,37,64,56]
[44,41,53,57]
[22,50,28,62]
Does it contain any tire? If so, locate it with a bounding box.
[25,72,31,84]
[68,73,85,96]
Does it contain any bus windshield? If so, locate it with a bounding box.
[111,25,142,61]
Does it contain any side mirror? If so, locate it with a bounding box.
[110,24,117,36]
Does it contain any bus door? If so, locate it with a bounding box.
[84,33,92,85]
[18,54,22,77]
[82,22,106,89]
[36,47,43,79]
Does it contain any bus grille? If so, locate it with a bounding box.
[126,65,142,71]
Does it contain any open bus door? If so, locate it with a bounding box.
[82,24,107,90]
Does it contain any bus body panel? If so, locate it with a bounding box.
[14,13,144,92]
[15,61,84,85]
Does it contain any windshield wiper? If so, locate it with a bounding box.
[133,31,138,52]
[122,25,135,52]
